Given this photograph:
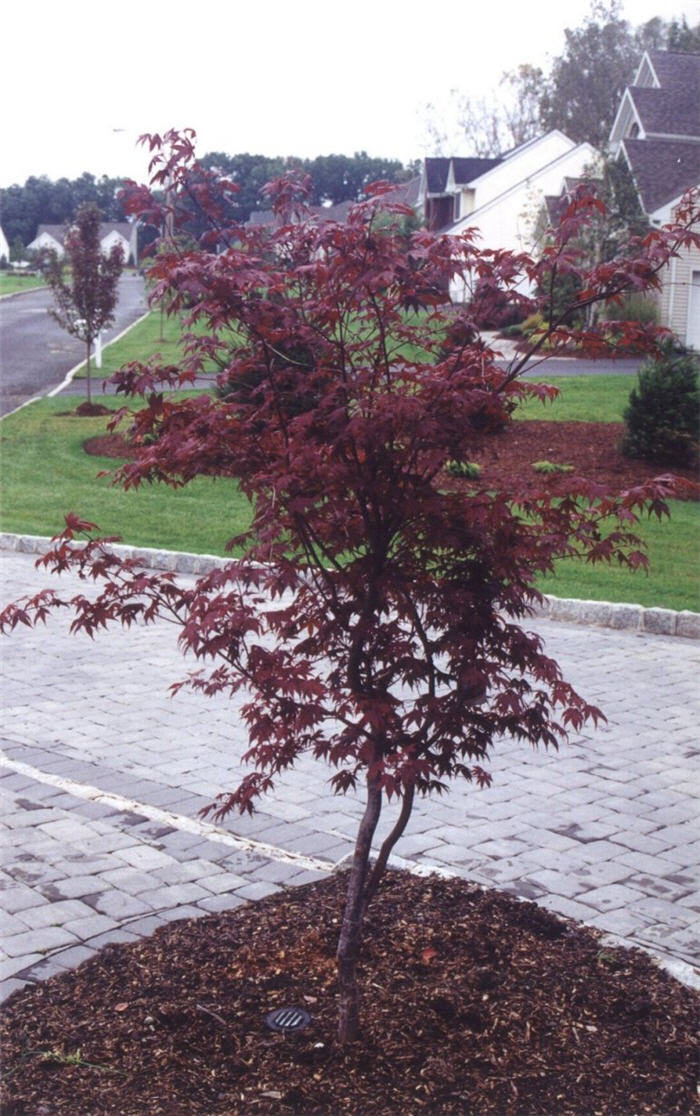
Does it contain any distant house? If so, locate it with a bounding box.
[246,176,421,230]
[420,132,599,300]
[27,221,138,265]
[609,49,700,348]
[0,226,9,264]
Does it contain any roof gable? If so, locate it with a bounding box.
[622,136,700,213]
[450,157,501,185]
[629,51,700,138]
[424,158,452,194]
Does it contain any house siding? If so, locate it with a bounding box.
[656,241,700,347]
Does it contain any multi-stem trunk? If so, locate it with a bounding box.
[336,769,382,1045]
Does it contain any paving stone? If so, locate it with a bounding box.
[91,891,154,919]
[617,850,686,876]
[0,977,31,1001]
[501,879,547,900]
[284,833,350,861]
[524,870,587,898]
[577,883,647,912]
[233,880,281,902]
[15,899,95,931]
[471,838,531,859]
[197,894,249,914]
[588,907,654,937]
[537,894,599,923]
[2,926,78,957]
[50,944,99,970]
[0,887,46,914]
[113,845,175,871]
[0,953,43,981]
[15,957,72,981]
[63,913,119,940]
[170,839,236,864]
[628,896,691,927]
[120,915,169,938]
[39,875,106,900]
[196,871,250,895]
[83,928,142,949]
[572,861,634,887]
[138,883,211,910]
[152,905,207,925]
[151,859,225,887]
[0,911,33,937]
[99,868,163,895]
[676,891,700,911]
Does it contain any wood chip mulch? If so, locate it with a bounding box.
[83,420,699,499]
[1,872,697,1115]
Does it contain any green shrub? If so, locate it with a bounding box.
[520,312,548,337]
[604,293,659,326]
[444,460,482,479]
[621,346,699,468]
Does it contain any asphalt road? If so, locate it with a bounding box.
[0,283,642,419]
[0,274,148,416]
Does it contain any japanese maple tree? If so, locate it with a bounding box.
[41,202,124,406]
[4,132,697,1044]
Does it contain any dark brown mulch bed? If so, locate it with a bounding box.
[57,402,114,418]
[84,420,699,498]
[1,872,697,1116]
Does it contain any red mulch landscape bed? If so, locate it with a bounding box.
[1,872,697,1115]
[84,420,699,497]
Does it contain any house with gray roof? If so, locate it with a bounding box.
[420,133,599,301]
[27,221,138,265]
[609,49,700,347]
[246,177,421,230]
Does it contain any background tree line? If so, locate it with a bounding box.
[2,1,696,254]
[0,153,417,253]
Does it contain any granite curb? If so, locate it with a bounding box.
[2,532,698,640]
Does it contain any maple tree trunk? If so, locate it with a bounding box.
[362,782,415,915]
[85,341,92,405]
[336,772,382,1045]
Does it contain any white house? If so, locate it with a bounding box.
[27,221,138,265]
[419,132,599,301]
[609,49,700,348]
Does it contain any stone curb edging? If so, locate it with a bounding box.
[2,533,698,639]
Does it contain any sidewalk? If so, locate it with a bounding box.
[1,546,698,1002]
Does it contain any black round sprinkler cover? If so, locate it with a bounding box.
[265,1006,311,1033]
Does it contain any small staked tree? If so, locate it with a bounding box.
[41,202,123,406]
[3,132,698,1045]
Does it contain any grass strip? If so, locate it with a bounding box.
[0,395,251,555]
[0,274,46,296]
[71,311,193,380]
[516,375,634,423]
[1,393,696,611]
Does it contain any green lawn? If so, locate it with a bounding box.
[72,311,194,380]
[516,374,698,608]
[0,395,252,555]
[1,306,697,612]
[538,500,698,612]
[0,273,46,296]
[516,375,633,423]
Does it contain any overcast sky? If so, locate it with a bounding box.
[3,0,698,188]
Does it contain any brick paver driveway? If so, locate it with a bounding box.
[1,546,698,1000]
